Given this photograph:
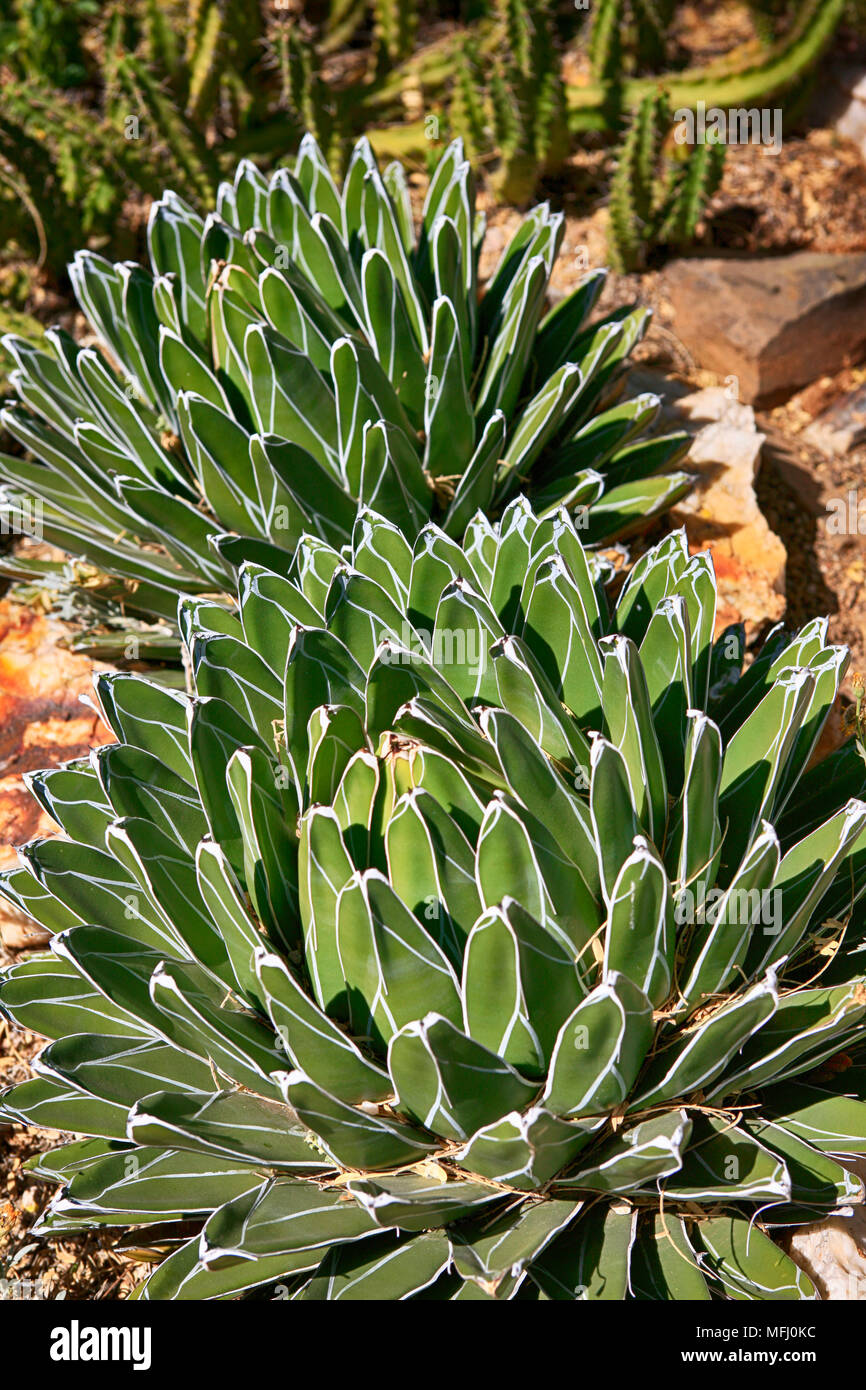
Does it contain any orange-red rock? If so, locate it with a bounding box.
[0,601,114,950]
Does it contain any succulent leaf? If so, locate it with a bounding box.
[0,135,688,655]
[1,502,864,1300]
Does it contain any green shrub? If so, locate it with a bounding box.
[0,135,690,660]
[2,505,865,1299]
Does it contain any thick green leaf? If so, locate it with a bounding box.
[543,974,653,1118]
[559,1110,692,1195]
[695,1214,816,1300]
[387,1013,537,1141]
[662,1115,791,1203]
[630,1213,709,1300]
[128,1088,325,1172]
[347,1174,498,1232]
[530,1201,635,1300]
[461,900,584,1075]
[457,1106,594,1191]
[304,1231,450,1300]
[255,948,391,1105]
[632,973,778,1111]
[603,837,674,1009]
[284,1072,436,1170]
[451,1197,580,1294]
[335,870,462,1047]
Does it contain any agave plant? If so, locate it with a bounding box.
[2,500,866,1299]
[0,133,690,660]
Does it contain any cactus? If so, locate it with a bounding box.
[492,0,569,202]
[630,0,668,70]
[265,19,345,174]
[588,0,675,77]
[607,93,657,276]
[113,52,218,202]
[448,0,569,206]
[0,0,850,271]
[588,0,625,84]
[449,36,488,163]
[0,78,161,265]
[0,0,271,272]
[139,0,183,74]
[374,0,418,64]
[376,0,845,189]
[0,0,96,88]
[657,134,727,249]
[607,91,726,272]
[322,0,369,52]
[184,0,225,125]
[572,0,846,130]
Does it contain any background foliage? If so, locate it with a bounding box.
[0,0,853,284]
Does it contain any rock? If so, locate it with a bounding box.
[628,377,787,632]
[673,387,786,630]
[623,367,692,422]
[0,906,54,953]
[665,253,866,405]
[805,382,866,456]
[477,211,524,286]
[787,1158,866,1299]
[809,64,866,162]
[0,601,114,951]
[761,436,826,518]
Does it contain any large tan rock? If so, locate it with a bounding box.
[667,386,787,633]
[665,254,866,405]
[805,381,866,456]
[0,601,114,951]
[809,64,866,162]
